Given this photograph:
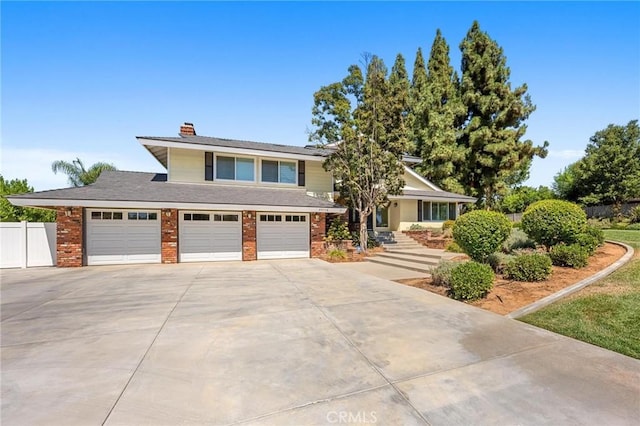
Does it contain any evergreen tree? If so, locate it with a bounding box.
[386,54,411,153]
[409,48,428,156]
[310,55,407,252]
[458,21,548,208]
[418,29,466,193]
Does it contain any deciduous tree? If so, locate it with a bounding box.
[310,55,408,251]
[0,176,55,222]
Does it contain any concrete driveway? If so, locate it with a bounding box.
[1,260,638,425]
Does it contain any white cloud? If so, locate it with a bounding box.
[0,147,164,192]
[547,149,584,160]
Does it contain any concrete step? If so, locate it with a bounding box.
[379,249,443,261]
[364,257,434,275]
[376,252,441,265]
[383,245,424,250]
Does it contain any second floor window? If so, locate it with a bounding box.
[216,156,254,182]
[261,160,296,184]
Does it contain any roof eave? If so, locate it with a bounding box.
[6,197,347,214]
[137,137,328,162]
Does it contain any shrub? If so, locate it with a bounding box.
[452,210,512,263]
[327,248,347,261]
[588,218,611,229]
[409,223,427,230]
[326,218,351,241]
[502,228,537,253]
[512,221,522,229]
[503,253,552,282]
[445,241,464,253]
[573,225,604,256]
[575,230,602,256]
[627,223,640,230]
[442,220,455,231]
[521,200,587,248]
[629,206,640,224]
[449,261,495,301]
[549,244,589,268]
[487,252,515,274]
[429,260,459,288]
[585,224,605,246]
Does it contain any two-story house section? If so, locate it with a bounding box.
[8,123,346,267]
[8,122,474,268]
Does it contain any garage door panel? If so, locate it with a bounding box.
[257,214,310,260]
[87,210,161,265]
[179,211,242,262]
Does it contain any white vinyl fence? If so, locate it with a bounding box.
[0,222,57,268]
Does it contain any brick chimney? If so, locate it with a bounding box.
[179,122,196,136]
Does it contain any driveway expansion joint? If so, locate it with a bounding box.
[100,265,205,426]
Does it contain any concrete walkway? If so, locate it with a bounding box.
[1,260,638,425]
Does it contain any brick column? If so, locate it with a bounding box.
[311,212,326,258]
[242,211,257,261]
[161,208,178,264]
[56,206,84,267]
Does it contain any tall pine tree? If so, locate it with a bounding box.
[418,29,466,193]
[409,48,428,156]
[458,21,548,208]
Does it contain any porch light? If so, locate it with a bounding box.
[65,207,73,217]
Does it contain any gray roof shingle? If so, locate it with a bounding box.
[137,135,330,157]
[9,171,345,210]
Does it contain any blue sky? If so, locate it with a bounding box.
[2,1,639,191]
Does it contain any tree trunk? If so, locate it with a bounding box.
[359,212,369,253]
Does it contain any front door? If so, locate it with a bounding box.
[375,206,390,231]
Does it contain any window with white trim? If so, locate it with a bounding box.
[261,160,296,184]
[260,214,283,222]
[215,155,255,182]
[422,202,456,221]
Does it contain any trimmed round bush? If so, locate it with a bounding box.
[549,244,589,268]
[449,261,495,301]
[452,210,512,262]
[503,253,552,282]
[521,200,587,248]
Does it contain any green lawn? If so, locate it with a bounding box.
[603,229,640,249]
[519,230,640,359]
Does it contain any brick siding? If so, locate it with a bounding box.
[56,206,84,267]
[161,208,178,263]
[242,210,257,261]
[311,212,326,258]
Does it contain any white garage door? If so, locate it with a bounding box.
[257,213,309,260]
[86,209,161,265]
[179,211,242,262]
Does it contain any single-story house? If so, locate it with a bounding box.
[8,123,474,267]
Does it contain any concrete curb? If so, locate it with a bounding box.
[506,240,635,319]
